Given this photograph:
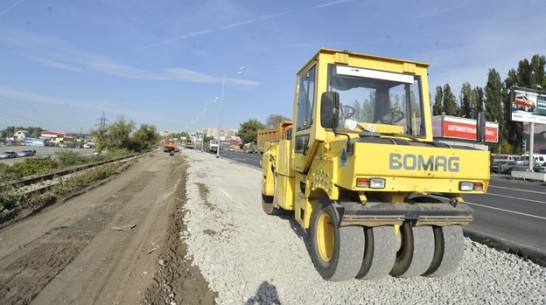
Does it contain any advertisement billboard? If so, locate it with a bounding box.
[511,86,546,124]
[432,116,498,142]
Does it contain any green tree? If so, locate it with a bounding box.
[459,82,473,118]
[237,119,264,144]
[504,68,521,153]
[443,84,457,116]
[485,69,503,152]
[265,114,290,128]
[106,116,135,149]
[530,54,546,89]
[90,116,158,152]
[474,86,484,115]
[432,86,443,115]
[130,124,160,152]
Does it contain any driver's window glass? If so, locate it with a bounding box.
[327,64,425,137]
[296,65,316,131]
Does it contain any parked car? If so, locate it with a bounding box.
[513,95,535,112]
[0,151,18,159]
[490,160,516,174]
[17,149,36,157]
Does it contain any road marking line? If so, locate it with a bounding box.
[219,188,235,202]
[489,185,546,195]
[484,192,546,204]
[466,201,546,221]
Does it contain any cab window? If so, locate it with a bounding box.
[296,65,316,131]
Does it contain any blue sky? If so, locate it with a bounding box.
[1,0,545,134]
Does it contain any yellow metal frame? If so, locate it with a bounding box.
[261,48,490,230]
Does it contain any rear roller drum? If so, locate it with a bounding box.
[261,170,288,215]
[310,198,365,281]
[390,223,435,278]
[423,225,465,277]
[356,226,397,280]
[261,194,288,215]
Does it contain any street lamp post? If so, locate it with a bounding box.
[202,97,219,152]
[217,67,245,158]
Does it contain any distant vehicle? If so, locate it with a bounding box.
[207,139,218,153]
[17,150,36,157]
[513,95,535,112]
[0,151,17,159]
[162,138,177,152]
[83,143,94,148]
[490,160,516,174]
[229,147,235,152]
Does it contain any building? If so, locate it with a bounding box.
[201,127,239,139]
[14,130,30,140]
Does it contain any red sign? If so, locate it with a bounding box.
[442,119,498,142]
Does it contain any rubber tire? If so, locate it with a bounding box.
[423,225,465,277]
[310,198,365,281]
[356,226,397,280]
[390,223,435,278]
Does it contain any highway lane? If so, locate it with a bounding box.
[464,178,546,259]
[218,150,546,263]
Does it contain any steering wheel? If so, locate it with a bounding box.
[340,105,355,119]
[380,108,405,124]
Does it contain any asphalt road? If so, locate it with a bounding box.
[217,149,546,265]
[464,178,546,263]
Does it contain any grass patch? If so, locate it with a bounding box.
[0,149,134,213]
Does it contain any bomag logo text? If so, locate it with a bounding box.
[389,153,459,172]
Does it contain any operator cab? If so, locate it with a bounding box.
[327,64,426,138]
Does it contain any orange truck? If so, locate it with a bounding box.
[162,138,177,152]
[257,120,293,153]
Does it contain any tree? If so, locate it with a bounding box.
[106,116,135,149]
[443,84,457,116]
[432,86,443,115]
[530,54,546,89]
[459,82,473,118]
[237,119,264,144]
[130,124,160,152]
[474,86,484,115]
[504,68,522,153]
[485,69,503,152]
[90,116,158,152]
[265,114,290,128]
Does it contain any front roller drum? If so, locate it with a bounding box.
[310,198,365,281]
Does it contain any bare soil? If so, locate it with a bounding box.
[0,152,215,305]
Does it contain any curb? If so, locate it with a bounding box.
[463,227,546,267]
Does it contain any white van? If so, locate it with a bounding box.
[516,154,546,166]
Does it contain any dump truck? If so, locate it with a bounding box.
[261,48,490,281]
[257,120,293,153]
[162,138,177,152]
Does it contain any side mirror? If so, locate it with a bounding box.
[476,111,486,142]
[320,92,340,129]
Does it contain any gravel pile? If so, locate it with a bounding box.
[181,150,546,305]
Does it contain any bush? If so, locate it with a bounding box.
[56,150,89,167]
[0,184,28,212]
[10,157,58,178]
